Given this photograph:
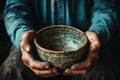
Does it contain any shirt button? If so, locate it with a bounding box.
[56,0,65,24]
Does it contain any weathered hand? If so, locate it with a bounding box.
[20,30,59,77]
[63,31,101,76]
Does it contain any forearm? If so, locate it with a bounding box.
[88,0,118,45]
[4,0,33,48]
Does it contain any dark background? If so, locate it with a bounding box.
[0,0,11,65]
[0,0,120,67]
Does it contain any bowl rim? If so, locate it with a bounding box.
[34,25,89,54]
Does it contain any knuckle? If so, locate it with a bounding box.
[21,55,26,61]
[35,71,40,76]
[30,62,35,68]
[86,61,91,68]
[82,70,87,75]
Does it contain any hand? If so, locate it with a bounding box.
[20,30,59,77]
[63,31,101,76]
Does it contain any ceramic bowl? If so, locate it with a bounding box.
[34,25,89,69]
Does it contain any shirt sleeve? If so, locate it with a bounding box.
[4,0,33,48]
[88,0,118,45]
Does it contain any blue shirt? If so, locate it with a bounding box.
[4,0,117,48]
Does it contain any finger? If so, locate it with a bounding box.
[22,53,50,70]
[30,67,59,77]
[64,68,88,76]
[71,59,93,70]
[89,51,99,65]
[21,44,33,54]
[20,30,36,53]
[29,60,50,70]
[21,30,36,43]
[39,69,59,77]
[21,50,34,62]
[23,60,59,77]
[24,62,59,77]
[85,31,101,51]
[90,44,100,53]
[21,44,30,53]
[25,45,31,53]
[71,50,98,70]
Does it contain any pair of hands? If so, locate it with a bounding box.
[20,30,101,77]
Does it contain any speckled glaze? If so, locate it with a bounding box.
[34,25,89,69]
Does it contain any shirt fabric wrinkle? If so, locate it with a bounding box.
[4,0,118,48]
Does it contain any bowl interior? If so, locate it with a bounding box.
[35,26,87,51]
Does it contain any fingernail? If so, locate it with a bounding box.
[52,69,57,73]
[45,66,49,69]
[65,69,71,74]
[26,46,31,53]
[52,68,58,74]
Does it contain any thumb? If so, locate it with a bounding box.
[20,30,36,53]
[85,31,101,52]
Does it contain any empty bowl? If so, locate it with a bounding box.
[34,25,89,69]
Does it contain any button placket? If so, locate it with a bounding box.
[56,0,65,24]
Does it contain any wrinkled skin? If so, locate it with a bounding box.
[64,31,101,76]
[20,30,101,77]
[20,30,59,77]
